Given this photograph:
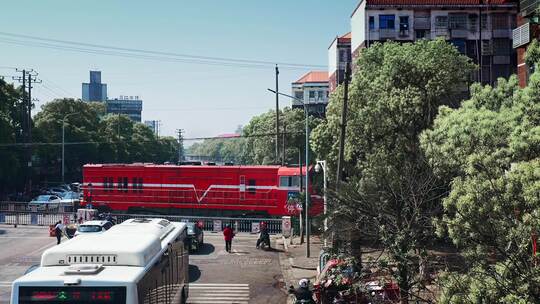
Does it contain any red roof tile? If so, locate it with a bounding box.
[366,0,512,5]
[293,71,329,84]
[340,32,352,39]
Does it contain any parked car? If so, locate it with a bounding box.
[46,187,68,197]
[74,220,114,237]
[186,222,204,251]
[59,191,80,212]
[28,195,62,211]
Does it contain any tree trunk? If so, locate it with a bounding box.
[398,263,409,304]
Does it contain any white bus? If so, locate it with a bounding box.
[11,218,189,304]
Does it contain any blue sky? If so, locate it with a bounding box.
[1,0,357,141]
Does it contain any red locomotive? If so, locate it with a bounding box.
[82,163,323,217]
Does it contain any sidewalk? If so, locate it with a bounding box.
[277,234,322,288]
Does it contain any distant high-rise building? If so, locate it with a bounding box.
[144,120,160,136]
[82,71,107,102]
[291,71,329,117]
[106,96,143,122]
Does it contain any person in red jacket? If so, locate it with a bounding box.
[223,224,234,253]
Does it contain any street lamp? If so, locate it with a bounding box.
[62,113,79,183]
[267,88,311,258]
[315,160,328,247]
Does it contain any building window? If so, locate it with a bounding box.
[468,14,478,31]
[309,91,315,99]
[481,14,488,30]
[379,15,395,29]
[415,30,428,39]
[450,39,466,54]
[493,38,510,56]
[399,16,409,31]
[339,49,348,62]
[294,91,303,100]
[449,14,467,30]
[369,16,375,30]
[318,91,325,100]
[435,16,448,29]
[492,14,508,30]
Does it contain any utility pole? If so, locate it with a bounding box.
[282,122,286,165]
[336,62,350,188]
[275,65,280,164]
[177,129,184,163]
[13,69,40,196]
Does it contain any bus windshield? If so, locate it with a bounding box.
[78,225,102,232]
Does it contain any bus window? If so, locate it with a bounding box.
[132,177,138,193]
[117,177,123,191]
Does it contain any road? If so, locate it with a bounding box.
[0,225,57,304]
[189,233,287,303]
[0,225,288,304]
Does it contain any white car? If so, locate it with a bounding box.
[74,220,114,236]
[28,195,61,211]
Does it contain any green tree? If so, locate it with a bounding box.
[33,99,102,182]
[188,107,320,165]
[312,40,475,303]
[0,79,24,195]
[421,71,540,302]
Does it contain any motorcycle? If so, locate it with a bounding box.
[257,230,271,250]
[288,285,316,304]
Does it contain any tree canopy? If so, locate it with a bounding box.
[311,39,476,303]
[421,70,540,302]
[188,107,321,165]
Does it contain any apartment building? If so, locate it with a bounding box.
[328,32,352,93]
[351,0,518,85]
[291,71,329,117]
[512,0,540,86]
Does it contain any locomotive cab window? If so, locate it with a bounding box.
[280,176,300,187]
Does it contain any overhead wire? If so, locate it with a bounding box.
[0,35,321,71]
[0,31,325,69]
[0,131,305,148]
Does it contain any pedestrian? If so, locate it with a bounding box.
[223,224,234,253]
[54,220,64,245]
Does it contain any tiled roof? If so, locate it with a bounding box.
[293,71,329,84]
[366,0,511,5]
[340,32,352,40]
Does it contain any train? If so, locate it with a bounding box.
[81,163,323,217]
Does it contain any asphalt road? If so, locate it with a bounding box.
[0,225,287,304]
[0,225,58,304]
[189,233,287,303]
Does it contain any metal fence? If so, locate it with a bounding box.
[0,203,283,234]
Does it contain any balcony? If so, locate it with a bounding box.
[379,29,397,39]
[414,17,431,30]
[434,28,449,38]
[450,29,468,38]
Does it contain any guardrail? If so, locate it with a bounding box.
[0,208,283,234]
[114,213,282,234]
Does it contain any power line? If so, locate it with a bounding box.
[0,35,323,71]
[0,131,305,148]
[0,31,325,69]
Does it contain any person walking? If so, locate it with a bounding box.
[223,224,234,253]
[54,220,64,245]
